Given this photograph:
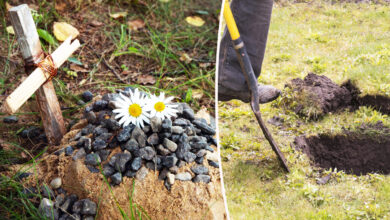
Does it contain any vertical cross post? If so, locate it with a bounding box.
[9,4,66,145]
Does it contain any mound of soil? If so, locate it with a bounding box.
[283,73,390,118]
[293,123,390,175]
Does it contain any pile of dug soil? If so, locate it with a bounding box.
[282,73,390,118]
[293,123,390,175]
[9,93,226,219]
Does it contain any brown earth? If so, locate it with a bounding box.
[293,123,390,175]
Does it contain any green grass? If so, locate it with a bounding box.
[219,1,390,219]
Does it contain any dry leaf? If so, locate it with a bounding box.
[192,89,204,100]
[79,79,87,86]
[195,107,211,124]
[179,53,192,64]
[199,62,212,68]
[159,0,171,2]
[137,74,156,85]
[185,16,205,27]
[128,19,145,31]
[90,20,104,27]
[70,63,88,73]
[53,22,79,41]
[6,26,14,35]
[109,12,127,19]
[55,2,66,12]
[121,70,132,75]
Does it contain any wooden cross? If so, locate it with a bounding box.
[3,4,80,145]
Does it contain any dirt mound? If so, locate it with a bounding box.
[16,118,226,220]
[282,73,390,118]
[293,123,390,175]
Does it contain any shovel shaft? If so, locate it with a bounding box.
[223,0,290,172]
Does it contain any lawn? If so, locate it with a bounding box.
[219,1,390,219]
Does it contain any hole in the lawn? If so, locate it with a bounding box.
[294,125,390,175]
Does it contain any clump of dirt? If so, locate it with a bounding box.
[293,123,390,175]
[280,73,390,118]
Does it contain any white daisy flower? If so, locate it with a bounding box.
[146,92,178,119]
[113,88,150,128]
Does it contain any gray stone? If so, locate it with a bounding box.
[96,133,113,142]
[131,126,147,147]
[175,172,192,181]
[114,153,131,173]
[65,146,74,156]
[143,125,151,133]
[124,170,137,178]
[195,156,204,164]
[176,142,191,160]
[123,138,139,152]
[173,118,188,127]
[157,144,171,156]
[169,166,179,174]
[97,149,111,161]
[85,111,97,124]
[92,138,107,151]
[84,153,101,166]
[111,172,122,185]
[103,164,115,176]
[108,154,118,167]
[183,108,195,121]
[147,133,159,145]
[72,200,83,213]
[162,156,178,168]
[130,157,142,171]
[196,149,207,157]
[158,168,169,180]
[92,100,108,111]
[55,194,65,208]
[3,116,18,123]
[103,118,120,131]
[81,91,93,102]
[146,162,157,170]
[41,184,55,199]
[50,177,62,189]
[117,124,135,142]
[161,118,172,132]
[136,167,149,180]
[163,138,177,152]
[193,174,211,183]
[208,160,219,168]
[191,165,209,175]
[192,119,216,135]
[60,194,78,212]
[150,116,162,132]
[183,152,196,163]
[138,146,156,161]
[39,198,59,219]
[172,126,184,134]
[81,199,97,215]
[93,126,108,137]
[87,166,100,173]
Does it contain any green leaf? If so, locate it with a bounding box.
[68,57,83,65]
[128,47,139,53]
[185,88,192,103]
[196,10,209,15]
[37,29,56,45]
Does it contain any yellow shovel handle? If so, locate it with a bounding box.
[223,0,240,40]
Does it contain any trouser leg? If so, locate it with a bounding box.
[218,0,277,103]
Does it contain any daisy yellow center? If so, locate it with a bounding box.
[128,104,142,117]
[154,101,165,112]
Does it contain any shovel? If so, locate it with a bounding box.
[222,1,290,172]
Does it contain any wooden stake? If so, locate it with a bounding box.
[7,4,79,145]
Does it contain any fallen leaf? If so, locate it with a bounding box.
[179,53,192,64]
[199,62,212,68]
[6,2,13,10]
[121,70,132,75]
[70,63,89,73]
[90,20,104,27]
[55,2,66,12]
[192,89,204,100]
[159,0,171,2]
[37,29,56,45]
[6,26,14,35]
[79,79,87,86]
[185,16,205,27]
[137,74,156,85]
[128,19,145,31]
[53,22,79,41]
[195,107,211,124]
[109,12,127,19]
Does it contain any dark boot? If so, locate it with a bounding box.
[218,0,280,103]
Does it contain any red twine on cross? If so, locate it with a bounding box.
[36,53,57,83]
